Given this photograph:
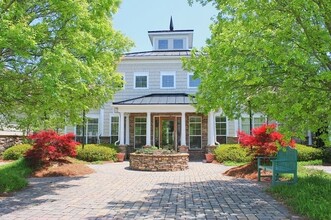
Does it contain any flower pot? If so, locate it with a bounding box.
[205,153,215,163]
[116,153,125,162]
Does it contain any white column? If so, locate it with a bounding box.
[125,114,130,145]
[99,109,104,136]
[208,111,215,145]
[146,112,151,146]
[119,112,125,145]
[234,119,239,137]
[181,112,186,146]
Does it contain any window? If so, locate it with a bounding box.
[173,39,184,49]
[189,117,202,149]
[134,117,146,148]
[76,118,99,144]
[134,73,148,89]
[188,73,201,88]
[160,72,175,88]
[158,39,168,49]
[110,116,119,144]
[216,116,227,144]
[241,116,266,134]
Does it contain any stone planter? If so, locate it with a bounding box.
[178,145,189,153]
[129,153,189,171]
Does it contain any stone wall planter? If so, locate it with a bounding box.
[129,153,189,171]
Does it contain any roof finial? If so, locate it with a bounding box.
[170,16,174,31]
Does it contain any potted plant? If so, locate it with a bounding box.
[116,152,125,162]
[205,145,216,163]
[116,145,126,162]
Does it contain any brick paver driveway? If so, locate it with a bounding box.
[0,162,301,220]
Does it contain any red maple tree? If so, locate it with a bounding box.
[25,130,79,166]
[238,123,295,156]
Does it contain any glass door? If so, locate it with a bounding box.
[160,118,175,150]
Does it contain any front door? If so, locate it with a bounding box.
[154,117,180,150]
[160,118,175,150]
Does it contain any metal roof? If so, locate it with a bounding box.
[124,50,191,57]
[113,93,196,105]
[147,29,193,33]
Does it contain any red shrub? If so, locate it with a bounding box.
[25,130,79,166]
[238,124,295,156]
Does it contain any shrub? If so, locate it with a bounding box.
[2,144,32,160]
[134,146,176,155]
[296,144,323,161]
[25,130,79,166]
[214,144,253,163]
[0,159,33,194]
[238,123,295,156]
[76,144,117,162]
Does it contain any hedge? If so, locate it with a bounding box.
[214,143,323,163]
[295,144,323,161]
[2,144,32,160]
[76,144,118,162]
[214,144,253,163]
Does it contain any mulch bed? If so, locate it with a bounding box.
[32,159,94,177]
[223,162,272,182]
[33,163,94,177]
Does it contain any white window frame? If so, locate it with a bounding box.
[160,72,176,89]
[189,116,202,149]
[215,115,227,144]
[134,72,149,89]
[187,73,201,88]
[173,39,184,49]
[109,113,120,144]
[158,39,168,50]
[134,117,147,148]
[240,115,266,134]
[75,116,99,144]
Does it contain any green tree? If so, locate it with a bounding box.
[185,0,331,143]
[0,0,133,131]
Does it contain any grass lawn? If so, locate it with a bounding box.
[0,159,33,194]
[268,163,331,220]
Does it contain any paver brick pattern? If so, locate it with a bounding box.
[0,162,302,220]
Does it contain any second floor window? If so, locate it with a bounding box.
[161,72,175,88]
[188,73,201,88]
[134,73,148,89]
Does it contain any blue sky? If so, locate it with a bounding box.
[113,0,218,52]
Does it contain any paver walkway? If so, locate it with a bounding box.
[0,162,301,220]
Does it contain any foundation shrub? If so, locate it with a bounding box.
[214,144,253,163]
[295,144,323,161]
[2,144,32,160]
[76,144,117,162]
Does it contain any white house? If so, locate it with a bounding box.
[65,20,268,159]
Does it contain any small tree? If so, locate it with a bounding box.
[238,124,295,156]
[25,130,79,167]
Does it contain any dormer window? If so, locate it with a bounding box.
[158,39,168,50]
[157,38,185,50]
[174,39,184,49]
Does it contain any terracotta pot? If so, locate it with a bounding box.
[205,153,215,163]
[116,153,125,162]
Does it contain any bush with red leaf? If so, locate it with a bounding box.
[25,130,79,167]
[238,124,295,156]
